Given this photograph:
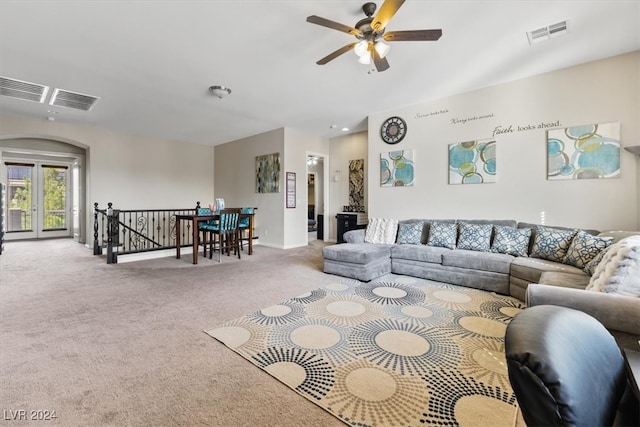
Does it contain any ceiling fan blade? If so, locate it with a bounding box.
[306,15,360,36]
[316,43,356,65]
[372,49,390,72]
[371,0,406,31]
[384,29,443,42]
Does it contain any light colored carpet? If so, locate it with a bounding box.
[1,238,347,426]
[207,275,526,427]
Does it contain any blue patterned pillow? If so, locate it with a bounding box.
[456,222,492,252]
[564,230,614,269]
[396,222,424,245]
[584,245,610,275]
[491,225,531,257]
[427,221,457,249]
[530,225,577,263]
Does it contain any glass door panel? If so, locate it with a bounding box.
[42,165,68,231]
[6,163,35,237]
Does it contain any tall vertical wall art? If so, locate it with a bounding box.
[380,150,414,187]
[349,159,365,207]
[547,122,620,180]
[256,152,280,193]
[449,139,497,184]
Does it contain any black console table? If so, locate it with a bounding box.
[336,212,366,243]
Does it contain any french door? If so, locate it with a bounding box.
[4,161,72,240]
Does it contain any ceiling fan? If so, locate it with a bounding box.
[306,0,442,72]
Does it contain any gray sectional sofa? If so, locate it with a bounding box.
[322,219,640,348]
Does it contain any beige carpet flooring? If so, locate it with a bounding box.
[1,238,346,426]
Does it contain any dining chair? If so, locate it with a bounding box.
[206,208,241,262]
[196,207,215,257]
[238,207,254,252]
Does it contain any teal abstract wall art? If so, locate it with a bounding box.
[380,149,414,187]
[256,152,280,193]
[448,139,497,184]
[547,122,620,180]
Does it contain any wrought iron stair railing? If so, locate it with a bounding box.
[94,202,196,264]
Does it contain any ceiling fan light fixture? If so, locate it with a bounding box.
[358,50,372,65]
[354,40,368,57]
[374,40,390,58]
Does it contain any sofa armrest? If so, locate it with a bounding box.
[527,284,640,338]
[344,229,366,244]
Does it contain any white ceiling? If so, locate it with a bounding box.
[1,1,638,147]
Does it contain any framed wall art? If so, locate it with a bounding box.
[286,172,296,208]
[449,139,497,184]
[547,122,620,180]
[380,150,414,187]
[256,152,280,193]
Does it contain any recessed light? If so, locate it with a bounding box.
[341,127,349,132]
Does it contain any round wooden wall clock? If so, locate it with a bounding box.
[380,116,407,144]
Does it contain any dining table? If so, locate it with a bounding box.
[175,211,255,264]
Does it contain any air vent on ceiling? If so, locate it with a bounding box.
[0,76,49,103]
[49,88,100,111]
[527,20,568,45]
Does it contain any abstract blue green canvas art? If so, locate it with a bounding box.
[449,139,497,185]
[547,122,620,180]
[381,150,414,187]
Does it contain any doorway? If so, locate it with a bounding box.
[306,153,327,243]
[3,160,73,240]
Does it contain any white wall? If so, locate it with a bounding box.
[328,132,368,241]
[0,115,215,244]
[367,52,639,231]
[213,127,329,249]
[284,128,329,248]
[214,128,285,247]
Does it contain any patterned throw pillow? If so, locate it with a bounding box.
[584,247,609,276]
[426,221,457,249]
[456,222,492,252]
[563,230,614,270]
[396,222,424,245]
[530,225,577,263]
[586,235,640,297]
[491,225,531,257]
[364,218,399,244]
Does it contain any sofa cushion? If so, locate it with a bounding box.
[396,221,423,244]
[391,244,449,264]
[323,257,391,282]
[491,225,531,257]
[456,222,492,252]
[511,257,587,284]
[457,219,517,228]
[343,229,366,244]
[587,235,640,297]
[563,230,614,269]
[427,221,457,249]
[364,218,398,244]
[323,243,391,265]
[538,271,590,290]
[442,249,514,274]
[530,225,578,263]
